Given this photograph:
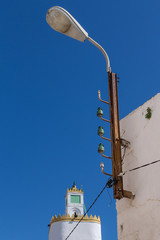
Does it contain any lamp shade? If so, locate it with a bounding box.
[46,6,88,42]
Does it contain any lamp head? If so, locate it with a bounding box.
[46,6,88,42]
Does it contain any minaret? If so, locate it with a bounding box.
[49,183,102,240]
[65,182,84,217]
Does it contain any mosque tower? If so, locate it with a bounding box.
[49,183,102,240]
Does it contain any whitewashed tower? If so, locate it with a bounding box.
[65,182,84,217]
[49,183,102,240]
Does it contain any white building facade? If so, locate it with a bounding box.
[116,93,160,240]
[49,183,102,240]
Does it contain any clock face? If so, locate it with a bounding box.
[71,195,81,203]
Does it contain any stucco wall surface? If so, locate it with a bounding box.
[116,93,160,240]
[49,221,102,240]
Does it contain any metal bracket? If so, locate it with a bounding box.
[100,151,112,160]
[123,190,135,199]
[99,133,111,142]
[100,162,113,177]
[120,138,130,148]
[98,90,109,104]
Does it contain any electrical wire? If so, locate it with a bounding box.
[119,159,160,176]
[106,188,112,207]
[129,159,160,172]
[65,179,112,240]
[121,145,127,164]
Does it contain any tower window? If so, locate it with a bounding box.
[71,195,80,203]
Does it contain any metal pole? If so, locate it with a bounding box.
[87,37,133,199]
[108,72,123,199]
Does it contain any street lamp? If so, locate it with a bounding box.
[46,6,111,73]
[46,6,133,199]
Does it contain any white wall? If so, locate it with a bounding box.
[116,93,160,240]
[49,221,102,240]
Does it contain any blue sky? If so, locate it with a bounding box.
[0,0,160,239]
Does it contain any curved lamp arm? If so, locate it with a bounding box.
[46,6,111,73]
[87,37,111,73]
